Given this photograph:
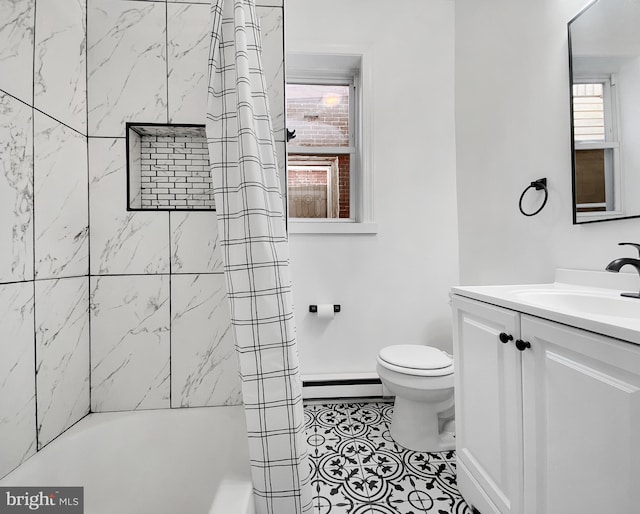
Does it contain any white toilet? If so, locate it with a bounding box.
[376,344,455,452]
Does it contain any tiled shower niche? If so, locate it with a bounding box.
[127,123,214,211]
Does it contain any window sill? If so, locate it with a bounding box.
[576,210,624,222]
[288,221,378,235]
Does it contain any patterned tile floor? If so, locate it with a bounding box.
[304,401,471,514]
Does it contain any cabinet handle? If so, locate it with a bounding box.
[499,332,513,344]
[515,339,531,351]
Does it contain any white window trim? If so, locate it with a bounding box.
[286,51,376,235]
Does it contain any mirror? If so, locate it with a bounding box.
[569,0,640,224]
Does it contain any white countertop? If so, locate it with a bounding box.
[451,269,640,345]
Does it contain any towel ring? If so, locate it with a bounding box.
[519,178,548,217]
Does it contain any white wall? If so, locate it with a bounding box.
[618,57,640,214]
[455,0,640,287]
[285,0,458,376]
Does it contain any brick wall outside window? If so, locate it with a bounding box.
[286,87,351,218]
[337,154,349,218]
[286,97,349,147]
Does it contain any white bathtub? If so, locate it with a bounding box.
[0,405,254,514]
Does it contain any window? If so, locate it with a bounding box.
[286,84,352,219]
[573,82,607,142]
[572,77,620,216]
[285,53,375,234]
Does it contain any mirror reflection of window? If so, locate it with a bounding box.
[572,78,619,214]
[568,0,640,224]
[572,83,605,142]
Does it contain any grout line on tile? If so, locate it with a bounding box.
[32,0,39,453]
[0,88,88,140]
[168,214,173,408]
[165,0,170,124]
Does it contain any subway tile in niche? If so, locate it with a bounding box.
[139,133,214,210]
[127,124,215,211]
[87,0,167,137]
[0,92,34,284]
[0,0,35,105]
[35,277,90,449]
[171,274,241,407]
[34,0,87,134]
[0,282,36,479]
[34,113,88,279]
[90,275,170,412]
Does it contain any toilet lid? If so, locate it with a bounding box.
[378,345,453,371]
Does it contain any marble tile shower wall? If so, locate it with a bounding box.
[0,0,285,478]
[86,0,283,413]
[0,0,90,478]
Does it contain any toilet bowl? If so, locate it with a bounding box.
[376,344,455,452]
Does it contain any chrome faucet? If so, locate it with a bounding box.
[605,242,640,299]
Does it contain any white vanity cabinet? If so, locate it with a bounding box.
[452,294,640,514]
[452,295,523,514]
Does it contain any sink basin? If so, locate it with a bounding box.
[512,289,640,319]
[452,270,640,344]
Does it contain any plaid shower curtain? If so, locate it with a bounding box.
[205,1,312,513]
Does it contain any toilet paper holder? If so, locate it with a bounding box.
[309,304,341,313]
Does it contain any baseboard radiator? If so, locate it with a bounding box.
[302,373,389,400]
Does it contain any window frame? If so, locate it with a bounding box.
[572,74,623,219]
[285,53,376,234]
[286,78,356,221]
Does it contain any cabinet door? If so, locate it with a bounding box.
[453,296,524,514]
[521,315,640,514]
